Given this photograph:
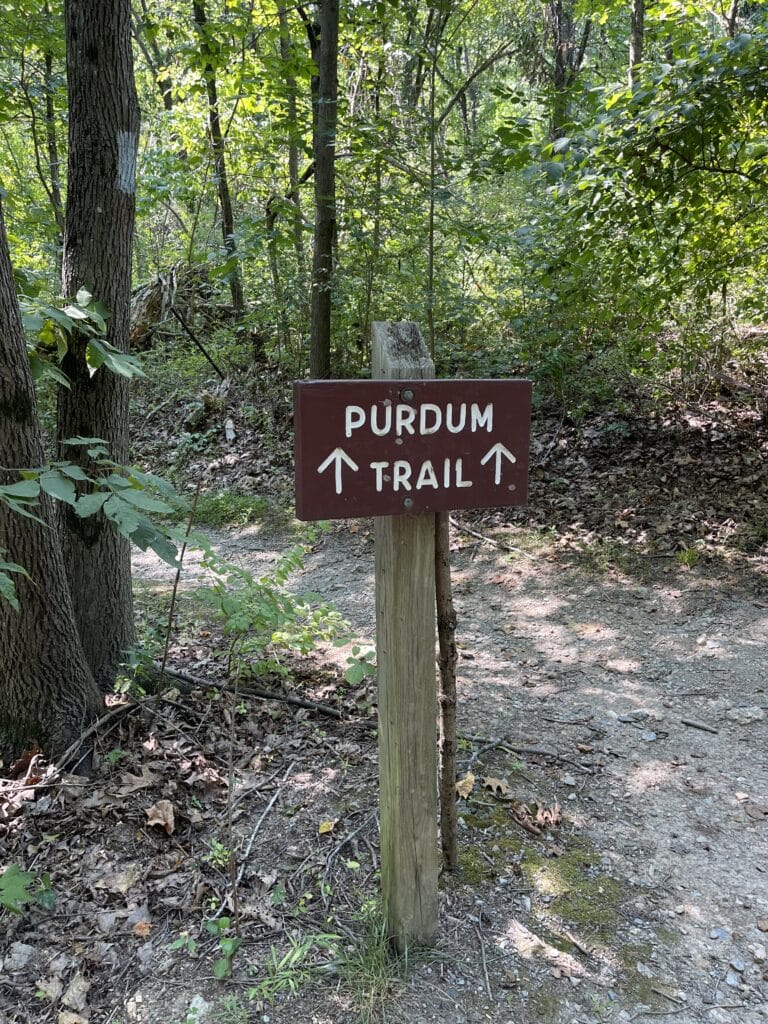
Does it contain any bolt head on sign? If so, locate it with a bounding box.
[294,379,531,520]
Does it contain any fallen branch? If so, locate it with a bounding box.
[463,733,582,769]
[153,661,346,721]
[681,717,719,735]
[449,517,535,560]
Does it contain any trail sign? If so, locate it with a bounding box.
[294,378,531,520]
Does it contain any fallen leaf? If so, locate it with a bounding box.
[483,776,510,798]
[117,765,158,796]
[58,1013,89,1024]
[62,972,90,1012]
[94,862,141,894]
[132,920,152,938]
[318,819,338,836]
[509,801,542,836]
[36,975,64,1002]
[455,771,475,800]
[535,801,562,828]
[145,799,175,834]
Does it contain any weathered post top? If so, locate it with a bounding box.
[372,321,434,380]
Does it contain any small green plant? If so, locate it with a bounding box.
[169,930,199,957]
[203,840,234,870]
[675,545,701,568]
[0,864,55,913]
[338,900,403,1023]
[205,917,242,979]
[344,644,377,685]
[246,933,339,1005]
[196,530,348,678]
[194,490,269,527]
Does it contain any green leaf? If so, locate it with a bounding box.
[213,958,231,979]
[0,864,35,913]
[120,489,173,513]
[0,480,40,499]
[39,470,77,506]
[103,494,141,535]
[0,570,20,612]
[74,492,109,518]
[86,339,145,379]
[58,463,89,481]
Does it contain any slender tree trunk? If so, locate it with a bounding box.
[58,0,139,691]
[266,197,291,357]
[547,1,591,138]
[724,0,739,37]
[309,0,339,380]
[43,49,65,238]
[0,200,103,763]
[192,0,246,318]
[278,3,305,279]
[435,511,458,873]
[629,0,645,86]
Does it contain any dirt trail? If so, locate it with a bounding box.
[132,521,768,1023]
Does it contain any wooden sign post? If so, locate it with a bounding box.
[293,322,532,950]
[372,322,439,949]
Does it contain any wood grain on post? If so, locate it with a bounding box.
[372,321,439,950]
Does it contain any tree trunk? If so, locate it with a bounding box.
[58,0,139,691]
[278,3,306,280]
[547,1,591,138]
[192,0,246,319]
[435,511,458,873]
[629,0,645,86]
[309,0,339,380]
[44,47,65,238]
[724,0,739,37]
[0,200,103,763]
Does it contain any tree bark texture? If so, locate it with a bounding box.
[309,0,339,380]
[59,0,139,690]
[435,511,458,873]
[192,0,246,318]
[629,0,645,86]
[0,200,103,762]
[278,4,306,279]
[547,1,591,138]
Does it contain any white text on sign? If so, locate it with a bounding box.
[344,401,494,438]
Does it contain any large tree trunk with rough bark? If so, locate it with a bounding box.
[0,201,103,764]
[58,0,139,691]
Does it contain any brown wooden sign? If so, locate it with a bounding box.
[294,378,531,520]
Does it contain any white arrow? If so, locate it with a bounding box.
[481,442,516,485]
[317,447,359,495]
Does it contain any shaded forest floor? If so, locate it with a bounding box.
[2,354,768,1024]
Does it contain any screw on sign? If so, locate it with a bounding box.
[293,378,531,520]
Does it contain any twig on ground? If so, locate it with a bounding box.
[52,700,139,774]
[210,759,296,921]
[463,734,583,769]
[681,717,719,735]
[449,516,535,560]
[473,923,492,999]
[153,661,347,720]
[322,811,376,906]
[563,929,591,957]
